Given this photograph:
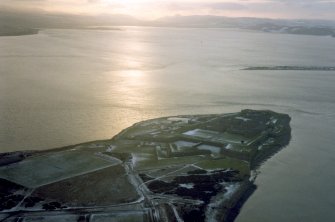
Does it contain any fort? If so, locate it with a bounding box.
[0,109,291,222]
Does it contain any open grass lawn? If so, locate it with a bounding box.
[32,165,139,207]
[91,211,149,222]
[0,150,120,188]
[195,157,250,177]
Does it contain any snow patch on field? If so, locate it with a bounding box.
[225,144,233,150]
[183,129,201,136]
[223,183,240,199]
[106,145,116,152]
[235,117,251,122]
[179,183,194,189]
[174,141,197,149]
[205,183,241,222]
[168,117,189,123]
[131,153,152,166]
[197,144,221,154]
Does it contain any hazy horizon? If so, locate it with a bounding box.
[2,0,335,21]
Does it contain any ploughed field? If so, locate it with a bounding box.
[0,109,291,222]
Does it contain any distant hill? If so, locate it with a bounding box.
[151,15,335,37]
[0,9,141,32]
[0,23,39,36]
[1,9,335,37]
[0,9,142,36]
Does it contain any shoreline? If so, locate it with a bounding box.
[243,66,335,71]
[0,27,39,37]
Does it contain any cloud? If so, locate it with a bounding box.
[162,1,247,11]
[1,0,335,20]
[242,0,335,18]
[207,2,247,10]
[154,1,248,18]
[9,0,46,1]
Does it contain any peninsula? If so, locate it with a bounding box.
[0,25,38,36]
[0,109,291,222]
[243,66,335,71]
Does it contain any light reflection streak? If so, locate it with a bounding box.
[105,37,154,110]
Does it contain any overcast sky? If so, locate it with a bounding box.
[1,0,335,20]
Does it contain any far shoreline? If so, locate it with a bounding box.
[0,28,39,37]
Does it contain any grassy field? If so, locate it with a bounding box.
[221,132,253,144]
[21,215,79,222]
[91,211,149,222]
[32,165,139,207]
[135,155,205,171]
[183,129,253,144]
[0,149,120,188]
[195,157,250,177]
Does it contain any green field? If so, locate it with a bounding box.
[135,155,205,171]
[195,157,250,177]
[21,215,79,222]
[91,211,149,222]
[0,149,120,188]
[33,165,139,207]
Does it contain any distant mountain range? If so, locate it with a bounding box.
[0,10,141,29]
[1,8,335,37]
[152,15,335,37]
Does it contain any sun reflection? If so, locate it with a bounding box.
[123,58,143,71]
[119,69,143,78]
[101,28,159,111]
[105,63,149,108]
